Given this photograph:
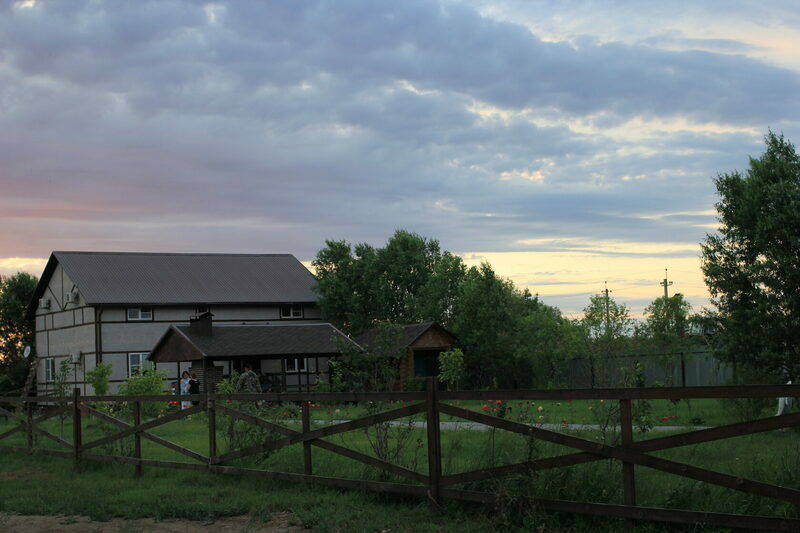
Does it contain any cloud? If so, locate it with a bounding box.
[0,0,797,314]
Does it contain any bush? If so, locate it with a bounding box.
[118,369,167,418]
[86,363,112,396]
[438,348,465,390]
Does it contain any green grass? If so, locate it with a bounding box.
[298,397,745,427]
[0,401,798,532]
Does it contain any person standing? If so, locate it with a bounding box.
[180,371,193,410]
[236,363,261,393]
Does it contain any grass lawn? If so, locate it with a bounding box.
[1,400,798,532]
[291,397,760,428]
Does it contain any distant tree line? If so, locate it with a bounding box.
[313,230,701,389]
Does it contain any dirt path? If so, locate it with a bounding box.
[0,512,310,533]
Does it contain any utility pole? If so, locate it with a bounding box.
[659,268,673,299]
[602,281,611,334]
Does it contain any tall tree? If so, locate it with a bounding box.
[449,262,526,388]
[0,272,38,393]
[642,293,692,352]
[312,230,466,334]
[701,132,800,381]
[580,293,634,386]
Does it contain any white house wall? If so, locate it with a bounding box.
[36,289,325,393]
[34,265,96,395]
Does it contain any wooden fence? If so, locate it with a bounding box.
[1,380,799,531]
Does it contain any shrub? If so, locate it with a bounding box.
[118,369,167,418]
[438,348,465,390]
[86,363,112,396]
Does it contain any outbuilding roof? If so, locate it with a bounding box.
[29,251,318,314]
[354,321,456,352]
[149,322,358,361]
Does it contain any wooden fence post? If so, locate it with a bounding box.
[72,388,82,469]
[207,393,217,465]
[619,398,636,507]
[302,401,312,475]
[133,400,142,477]
[26,400,33,452]
[426,377,442,506]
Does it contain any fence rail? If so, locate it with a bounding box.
[1,381,799,531]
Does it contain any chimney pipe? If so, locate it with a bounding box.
[189,311,214,336]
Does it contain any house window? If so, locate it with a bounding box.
[44,358,55,382]
[280,304,303,319]
[128,352,153,376]
[127,308,153,321]
[285,358,306,372]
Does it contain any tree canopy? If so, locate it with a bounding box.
[701,131,800,380]
[0,272,38,393]
[312,230,573,388]
[642,293,693,353]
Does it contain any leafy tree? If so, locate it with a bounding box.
[639,293,693,385]
[517,298,584,388]
[701,131,800,381]
[642,294,693,351]
[0,272,38,393]
[314,230,580,389]
[449,263,528,388]
[580,293,634,386]
[313,230,466,333]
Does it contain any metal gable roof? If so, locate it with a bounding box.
[31,251,318,309]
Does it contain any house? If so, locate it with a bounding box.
[148,312,358,391]
[354,321,457,389]
[27,251,323,394]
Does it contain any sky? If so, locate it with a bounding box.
[1,0,799,318]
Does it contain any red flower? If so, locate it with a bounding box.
[492,408,499,413]
[495,399,502,405]
[660,416,670,421]
[482,405,490,411]
[561,419,568,424]
[401,404,407,408]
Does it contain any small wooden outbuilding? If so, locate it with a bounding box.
[354,321,457,389]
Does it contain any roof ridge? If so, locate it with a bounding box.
[54,251,294,257]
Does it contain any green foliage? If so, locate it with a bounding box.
[314,231,584,389]
[331,323,405,392]
[638,293,694,385]
[580,293,634,387]
[51,359,72,399]
[642,294,692,351]
[701,131,800,381]
[438,348,465,390]
[215,372,292,464]
[118,369,167,418]
[85,363,112,396]
[0,272,38,393]
[312,230,466,333]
